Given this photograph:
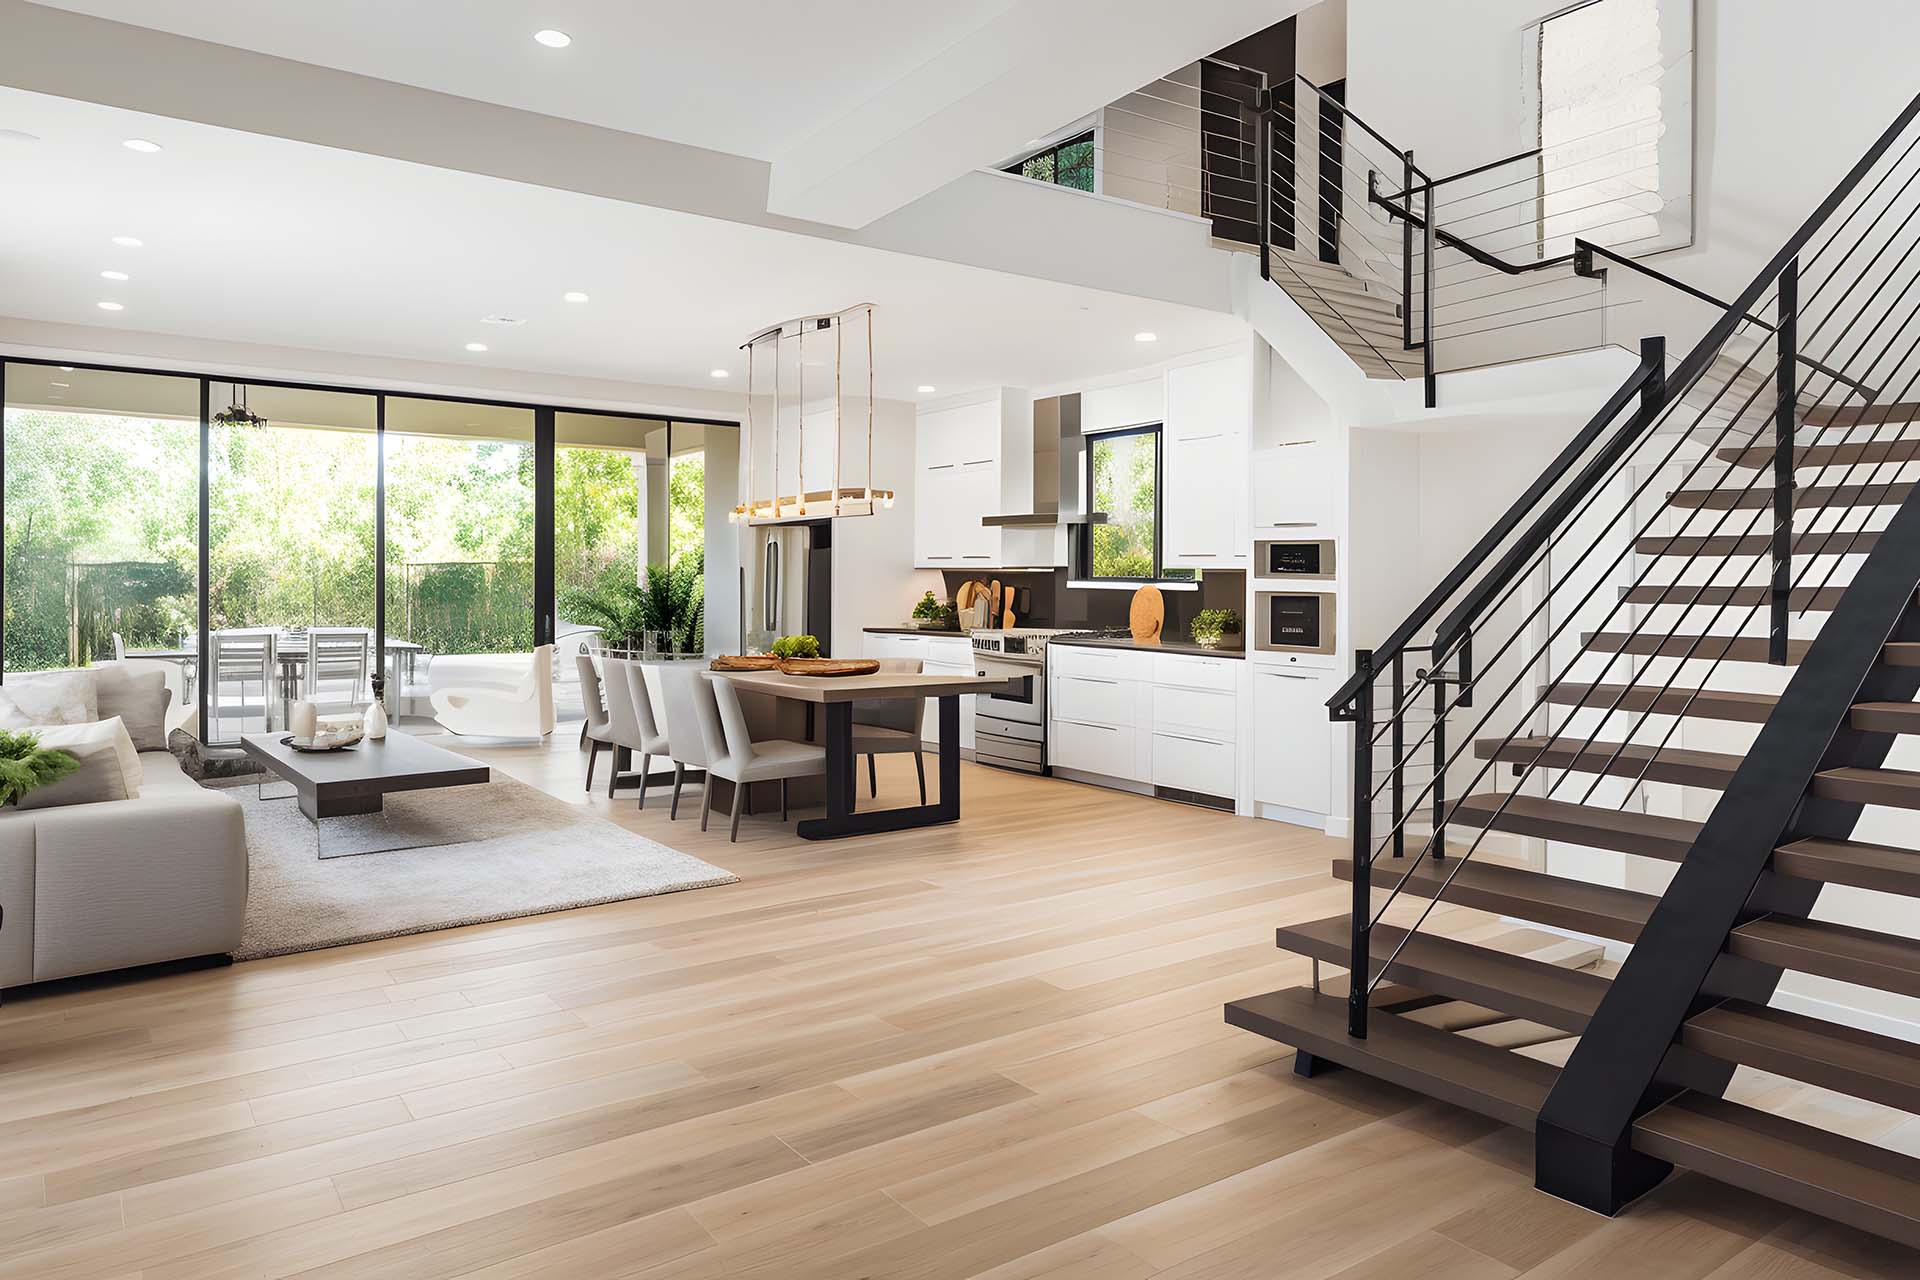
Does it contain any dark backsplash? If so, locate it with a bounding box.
[939,569,1245,641]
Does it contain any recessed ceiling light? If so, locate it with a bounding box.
[97,301,124,311]
[122,138,163,153]
[0,129,40,144]
[58,366,73,372]
[709,369,729,379]
[480,314,526,326]
[533,29,572,48]
[1133,331,1158,343]
[100,269,129,281]
[917,385,936,394]
[111,235,142,248]
[562,291,589,303]
[464,342,489,353]
[49,381,69,388]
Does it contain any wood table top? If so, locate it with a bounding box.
[241,729,490,790]
[707,668,1017,704]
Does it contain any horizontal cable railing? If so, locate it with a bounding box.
[1326,86,1920,1039]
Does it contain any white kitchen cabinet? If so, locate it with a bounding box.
[1251,439,1332,530]
[1079,378,1163,434]
[863,631,974,749]
[1048,645,1244,804]
[1164,356,1251,569]
[1051,720,1138,781]
[913,390,1040,570]
[1252,666,1332,818]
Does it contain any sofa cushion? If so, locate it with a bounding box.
[0,670,98,728]
[20,719,142,803]
[91,664,174,753]
[15,741,134,810]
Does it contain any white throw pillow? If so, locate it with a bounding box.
[0,670,99,728]
[28,718,142,797]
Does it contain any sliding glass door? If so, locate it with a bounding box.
[1,364,200,684]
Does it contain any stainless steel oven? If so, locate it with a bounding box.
[1254,590,1336,655]
[970,628,1065,773]
[1253,538,1335,582]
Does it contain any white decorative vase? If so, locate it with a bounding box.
[363,700,388,740]
[289,700,318,741]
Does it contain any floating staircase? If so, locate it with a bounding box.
[1230,88,1920,1253]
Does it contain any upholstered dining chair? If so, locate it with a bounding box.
[577,651,616,792]
[695,672,825,841]
[655,662,710,820]
[852,657,928,803]
[600,655,671,807]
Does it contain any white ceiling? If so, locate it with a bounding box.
[0,88,1249,402]
[24,0,1018,162]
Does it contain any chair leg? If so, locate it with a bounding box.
[578,721,589,748]
[636,754,650,810]
[608,746,626,799]
[670,763,685,820]
[867,754,878,797]
[584,740,600,792]
[699,774,712,832]
[780,778,788,822]
[915,750,927,805]
[728,779,745,842]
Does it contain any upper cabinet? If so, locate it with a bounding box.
[914,389,1041,570]
[1163,355,1252,570]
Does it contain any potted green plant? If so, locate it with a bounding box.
[560,557,705,655]
[1190,607,1241,649]
[909,590,954,630]
[0,730,80,805]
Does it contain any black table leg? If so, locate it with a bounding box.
[798,695,962,840]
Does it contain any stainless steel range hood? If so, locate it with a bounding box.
[982,393,1108,528]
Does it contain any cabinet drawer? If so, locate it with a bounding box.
[1152,685,1236,740]
[1152,732,1235,796]
[1049,643,1152,683]
[1053,674,1135,727]
[1152,653,1239,692]
[1051,719,1139,781]
[924,636,974,667]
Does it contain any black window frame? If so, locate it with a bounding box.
[1075,422,1193,585]
[1004,129,1096,193]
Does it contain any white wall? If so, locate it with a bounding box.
[1345,0,1920,349]
[825,400,943,658]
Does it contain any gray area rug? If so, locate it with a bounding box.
[232,774,737,960]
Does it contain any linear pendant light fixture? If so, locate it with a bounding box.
[730,302,893,524]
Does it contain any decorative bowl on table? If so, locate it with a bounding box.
[775,658,880,678]
[283,717,364,752]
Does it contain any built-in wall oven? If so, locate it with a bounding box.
[1254,590,1336,655]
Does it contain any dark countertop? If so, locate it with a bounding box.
[1049,634,1246,659]
[862,626,970,637]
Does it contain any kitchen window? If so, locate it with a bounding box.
[1079,425,1194,584]
[1004,130,1095,193]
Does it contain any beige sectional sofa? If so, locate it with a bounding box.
[0,743,248,991]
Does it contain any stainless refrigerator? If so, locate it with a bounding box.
[744,519,833,652]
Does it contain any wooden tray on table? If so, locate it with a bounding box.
[710,654,781,672]
[777,658,880,677]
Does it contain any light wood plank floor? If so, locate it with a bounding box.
[0,731,1913,1279]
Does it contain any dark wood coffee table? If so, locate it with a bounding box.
[242,729,490,858]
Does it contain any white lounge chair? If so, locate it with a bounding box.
[430,645,555,738]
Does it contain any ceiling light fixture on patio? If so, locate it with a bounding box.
[212,383,267,429]
[731,302,892,524]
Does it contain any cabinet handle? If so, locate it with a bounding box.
[1177,432,1224,443]
[926,555,954,561]
[927,463,957,472]
[1157,731,1225,745]
[1068,676,1120,685]
[961,555,992,561]
[963,457,995,466]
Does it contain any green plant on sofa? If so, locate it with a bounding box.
[1190,608,1241,649]
[0,730,80,806]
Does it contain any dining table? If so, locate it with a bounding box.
[128,633,427,726]
[711,666,1016,840]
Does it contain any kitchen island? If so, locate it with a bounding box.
[710,667,1015,840]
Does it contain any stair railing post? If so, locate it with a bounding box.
[1349,648,1374,1039]
[1772,259,1798,665]
[1255,94,1272,283]
[1390,651,1405,859]
[1401,151,1415,352]
[1423,174,1437,407]
[1431,637,1448,864]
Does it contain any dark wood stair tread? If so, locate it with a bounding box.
[1729,916,1920,998]
[1333,857,1655,944]
[1634,530,1881,558]
[1670,480,1914,510]
[1716,435,1920,468]
[1476,736,1741,790]
[1451,793,1698,862]
[1224,985,1559,1131]
[1811,764,1920,810]
[1621,584,1849,610]
[1542,683,1778,723]
[1273,915,1609,1033]
[1884,643,1920,668]
[1633,1093,1920,1249]
[1682,1000,1920,1114]
[1773,835,1920,897]
[1848,701,1920,733]
[1584,631,1810,663]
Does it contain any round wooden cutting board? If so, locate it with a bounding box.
[1129,585,1164,643]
